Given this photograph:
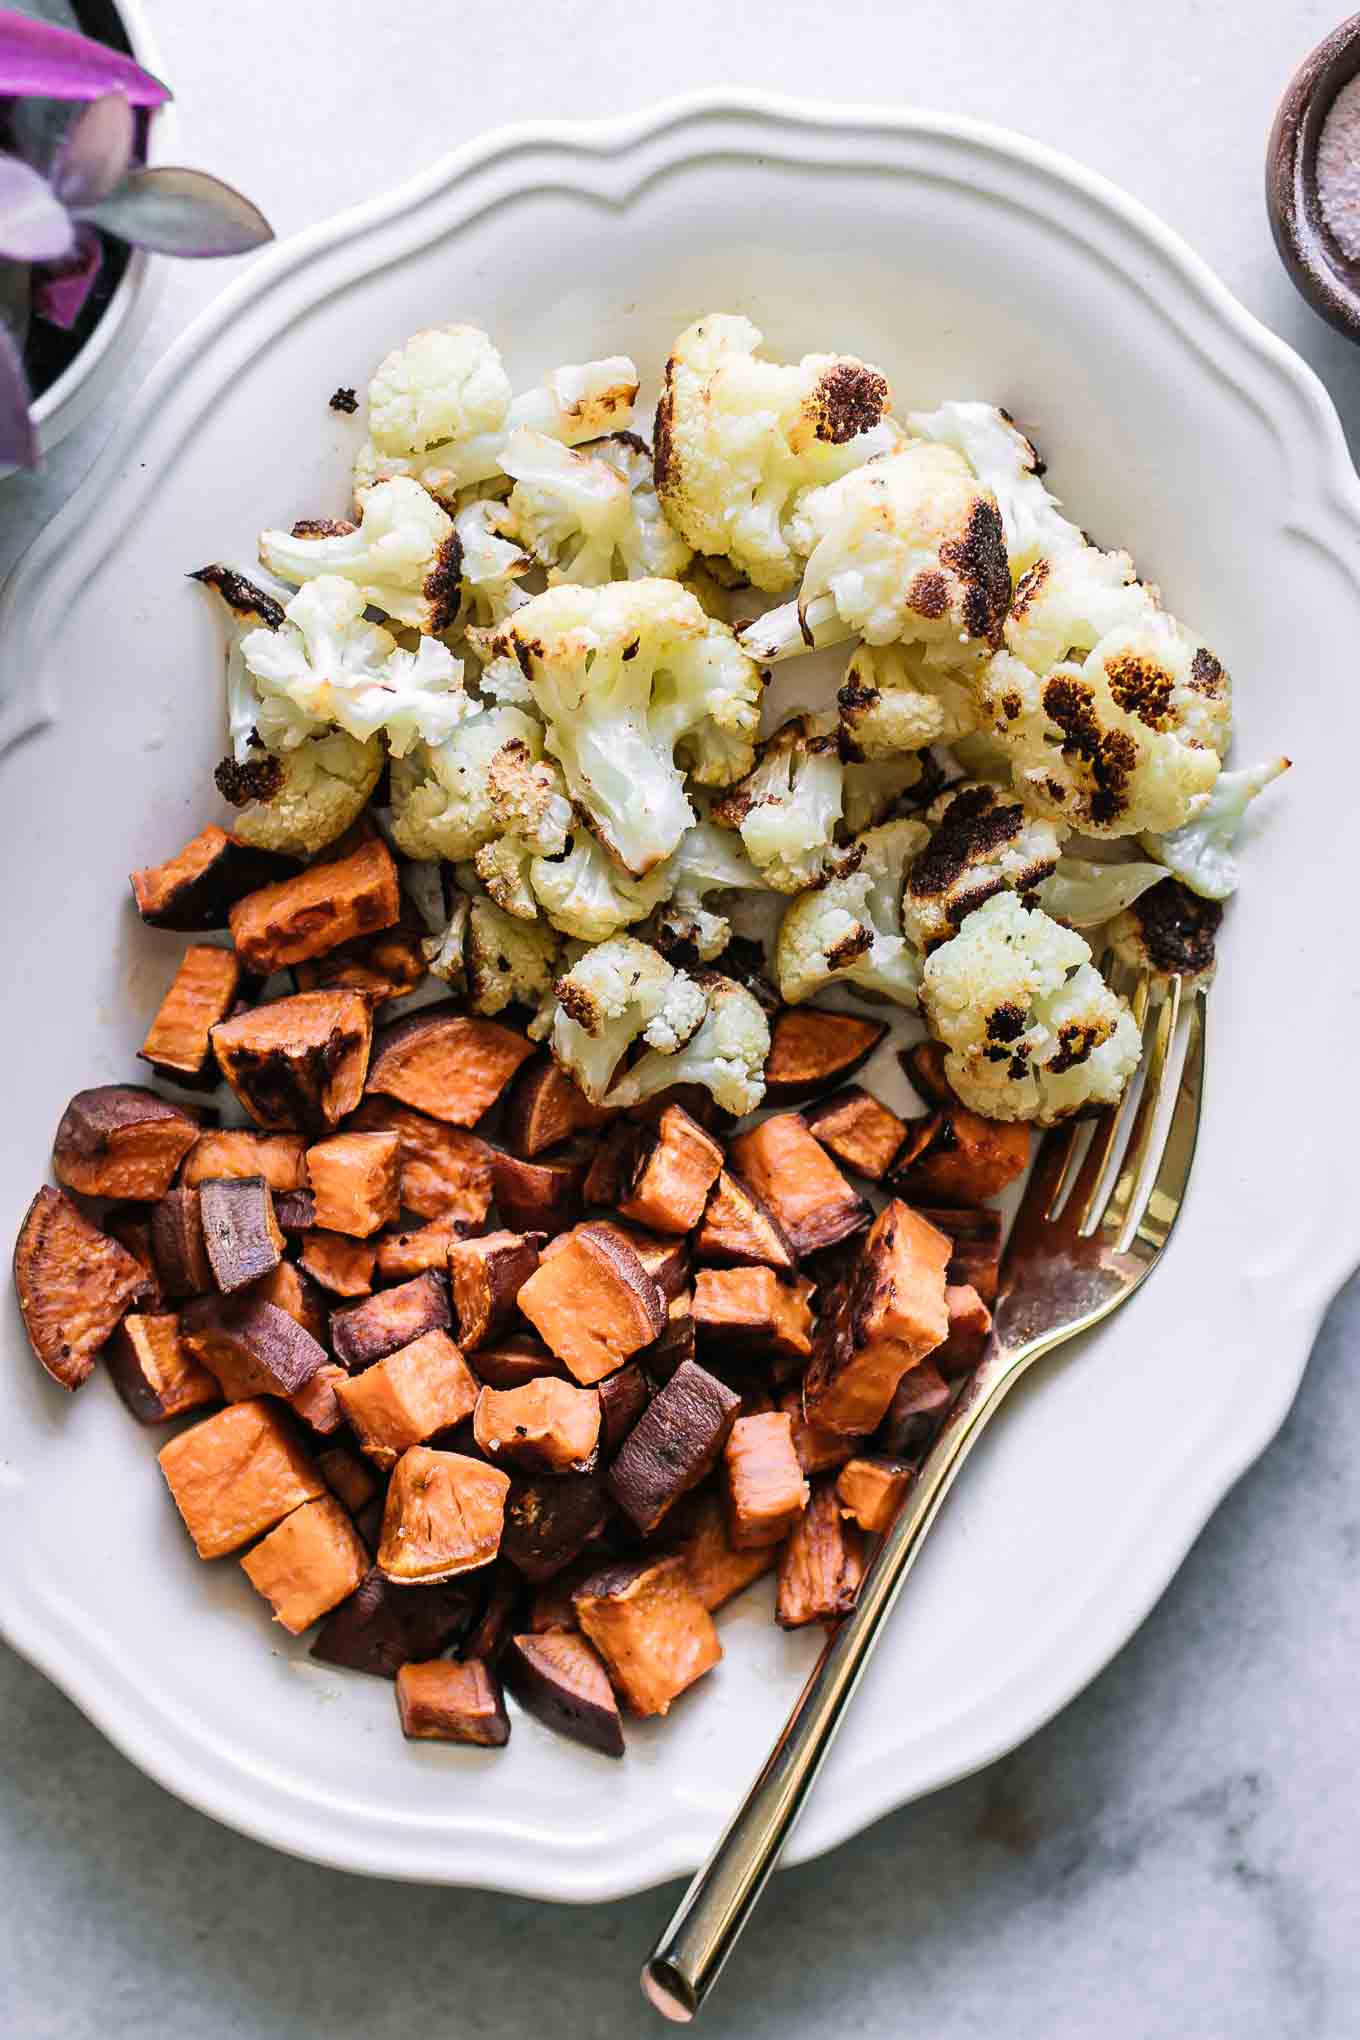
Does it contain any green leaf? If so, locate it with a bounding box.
[79,166,272,257]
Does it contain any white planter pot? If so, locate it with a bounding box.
[28,0,176,456]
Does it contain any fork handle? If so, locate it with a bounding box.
[642,1337,1018,2023]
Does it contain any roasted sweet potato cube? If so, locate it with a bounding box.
[273,1190,316,1233]
[836,1455,914,1535]
[503,1053,613,1158]
[365,1002,533,1127]
[763,1007,887,1104]
[900,1037,954,1107]
[182,1292,327,1401]
[489,1149,586,1236]
[211,990,372,1132]
[102,1205,163,1306]
[499,1469,609,1583]
[459,1562,527,1664]
[348,1098,494,1224]
[305,1130,400,1238]
[158,1398,324,1558]
[776,1480,866,1628]
[804,1086,907,1182]
[779,1387,854,1477]
[913,1205,1004,1305]
[937,1282,993,1380]
[617,1105,724,1235]
[198,1175,285,1293]
[287,1362,349,1436]
[467,1334,570,1390]
[587,1222,691,1301]
[246,1258,328,1343]
[181,1130,309,1192]
[396,1658,510,1746]
[316,1444,379,1515]
[310,1566,477,1678]
[692,1266,816,1361]
[728,1114,868,1259]
[876,1360,953,1458]
[374,1216,471,1284]
[597,1362,650,1453]
[335,1328,479,1469]
[607,1359,741,1535]
[299,1230,377,1297]
[228,833,400,975]
[581,1122,642,1207]
[149,1187,212,1297]
[329,1270,450,1371]
[574,1554,721,1717]
[646,1288,696,1384]
[673,1488,777,1611]
[14,1187,150,1390]
[376,1447,510,1583]
[473,1380,601,1475]
[516,1224,664,1385]
[724,1411,810,1547]
[527,1560,596,1634]
[888,1104,1029,1204]
[106,1312,219,1424]
[240,1493,368,1634]
[130,823,300,931]
[52,1086,200,1201]
[695,1170,796,1272]
[503,1630,624,1757]
[803,1201,951,1436]
[140,945,241,1077]
[293,921,428,1004]
[448,1230,543,1351]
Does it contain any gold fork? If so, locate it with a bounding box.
[642,965,1205,2021]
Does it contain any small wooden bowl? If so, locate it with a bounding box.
[1267,14,1360,338]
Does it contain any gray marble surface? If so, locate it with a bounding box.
[2,5,1358,2035]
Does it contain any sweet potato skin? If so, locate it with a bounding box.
[158,1398,324,1559]
[694,1170,796,1272]
[503,1630,624,1757]
[240,1493,369,1635]
[310,1566,477,1678]
[574,1554,722,1717]
[140,945,241,1077]
[130,824,300,931]
[776,1480,866,1628]
[105,1312,220,1424]
[607,1359,742,1535]
[181,1293,327,1401]
[52,1087,200,1202]
[198,1175,285,1293]
[228,834,400,975]
[396,1658,510,1746]
[887,1104,1029,1204]
[803,1200,951,1437]
[365,1003,534,1127]
[503,1054,612,1158]
[499,1468,609,1584]
[447,1229,542,1351]
[14,1187,150,1390]
[329,1270,451,1372]
[151,1186,214,1296]
[489,1149,586,1236]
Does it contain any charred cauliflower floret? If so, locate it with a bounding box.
[239,576,469,756]
[838,639,981,757]
[549,936,708,1102]
[920,890,1142,1124]
[775,818,928,1007]
[739,443,1011,665]
[390,702,549,862]
[473,579,761,875]
[653,313,900,592]
[605,972,771,1115]
[1107,876,1222,994]
[355,337,639,505]
[529,826,672,942]
[499,429,692,586]
[451,498,532,627]
[1139,756,1290,901]
[901,781,1065,952]
[218,730,384,857]
[260,478,462,634]
[651,818,767,964]
[907,400,1080,578]
[710,712,848,893]
[420,874,561,1015]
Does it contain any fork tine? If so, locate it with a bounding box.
[1073,966,1152,1234]
[1124,989,1205,1259]
[1101,974,1183,1251]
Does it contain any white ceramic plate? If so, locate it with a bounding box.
[1,94,1356,1903]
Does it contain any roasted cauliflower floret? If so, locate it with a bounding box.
[651,818,767,964]
[920,890,1141,1124]
[1034,854,1167,928]
[452,498,532,627]
[1107,876,1222,994]
[605,973,770,1115]
[389,702,548,862]
[260,478,462,634]
[907,400,1081,578]
[549,936,707,1102]
[367,324,513,458]
[838,640,981,757]
[217,730,384,857]
[420,876,560,1015]
[710,712,847,893]
[1140,756,1289,900]
[239,577,469,756]
[356,349,639,504]
[739,442,1011,665]
[775,818,928,1007]
[654,313,900,592]
[901,781,1065,952]
[529,827,672,942]
[472,578,761,875]
[499,428,692,586]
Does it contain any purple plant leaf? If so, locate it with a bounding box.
[50,91,133,208]
[0,16,169,106]
[0,153,72,261]
[0,320,37,469]
[79,167,273,257]
[33,219,100,327]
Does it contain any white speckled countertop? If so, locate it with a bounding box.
[2,5,1358,2034]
